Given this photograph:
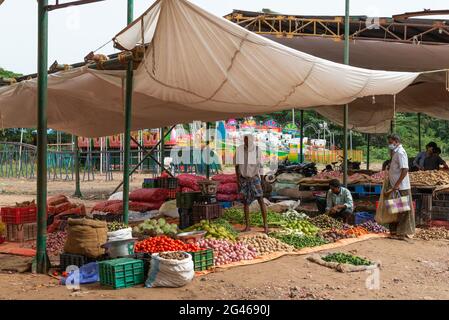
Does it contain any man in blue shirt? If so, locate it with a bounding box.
[413,142,437,171]
[316,179,354,223]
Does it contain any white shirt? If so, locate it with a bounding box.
[389,145,411,191]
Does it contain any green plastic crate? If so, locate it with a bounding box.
[176,192,201,209]
[188,249,214,271]
[98,258,144,289]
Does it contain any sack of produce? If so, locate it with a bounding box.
[277,188,302,199]
[130,201,164,212]
[158,200,179,218]
[217,182,238,195]
[47,194,69,207]
[272,182,298,193]
[177,174,205,190]
[129,188,169,203]
[108,191,123,201]
[276,173,303,184]
[91,200,122,213]
[64,218,108,258]
[216,193,238,202]
[145,252,194,288]
[212,174,237,184]
[181,187,195,193]
[107,227,132,242]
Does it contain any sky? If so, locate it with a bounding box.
[0,0,448,74]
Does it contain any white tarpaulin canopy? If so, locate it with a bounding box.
[0,0,420,137]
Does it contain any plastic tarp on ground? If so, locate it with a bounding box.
[0,0,420,137]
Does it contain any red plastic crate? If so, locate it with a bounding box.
[1,206,38,224]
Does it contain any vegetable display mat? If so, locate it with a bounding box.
[195,233,389,276]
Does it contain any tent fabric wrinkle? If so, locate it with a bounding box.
[0,0,427,137]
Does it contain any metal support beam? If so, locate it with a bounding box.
[111,126,175,195]
[73,136,82,198]
[343,0,350,187]
[45,0,106,11]
[206,122,211,179]
[299,110,304,163]
[418,113,422,151]
[122,0,134,225]
[160,127,165,175]
[36,0,49,274]
[366,134,370,170]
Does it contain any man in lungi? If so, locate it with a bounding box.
[386,133,415,240]
[235,134,268,233]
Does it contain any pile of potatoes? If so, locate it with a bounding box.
[409,170,449,186]
[239,233,294,255]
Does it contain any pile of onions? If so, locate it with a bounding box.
[197,239,257,266]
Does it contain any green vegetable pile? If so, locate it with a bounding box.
[281,219,320,236]
[270,233,328,249]
[322,252,372,266]
[223,208,285,227]
[107,222,128,232]
[310,215,344,229]
[183,219,237,241]
[133,218,178,237]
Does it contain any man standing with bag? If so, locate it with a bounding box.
[386,134,415,240]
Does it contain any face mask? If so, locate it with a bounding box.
[388,144,396,150]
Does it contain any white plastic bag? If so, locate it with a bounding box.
[158,200,179,218]
[108,191,123,201]
[107,227,132,242]
[145,253,194,288]
[249,198,271,213]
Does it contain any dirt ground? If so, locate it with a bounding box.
[1,170,448,300]
[0,173,146,209]
[0,237,448,300]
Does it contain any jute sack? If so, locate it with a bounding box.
[64,218,108,258]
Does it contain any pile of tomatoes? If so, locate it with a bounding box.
[134,235,201,253]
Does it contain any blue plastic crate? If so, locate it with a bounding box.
[351,184,382,196]
[355,211,375,225]
[219,201,233,209]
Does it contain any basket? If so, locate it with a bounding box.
[176,192,201,209]
[354,212,375,225]
[1,206,39,224]
[197,180,219,196]
[167,189,177,200]
[159,177,178,189]
[191,203,222,224]
[59,253,95,271]
[197,194,217,204]
[6,223,37,242]
[134,252,151,276]
[187,249,214,271]
[93,214,123,223]
[179,208,193,230]
[142,178,159,189]
[98,258,144,289]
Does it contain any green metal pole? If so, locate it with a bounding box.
[36,0,49,274]
[160,127,165,174]
[300,110,304,163]
[418,113,422,151]
[343,0,350,187]
[206,122,211,179]
[366,133,370,170]
[122,0,134,225]
[73,136,82,197]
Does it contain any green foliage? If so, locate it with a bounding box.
[0,67,21,79]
